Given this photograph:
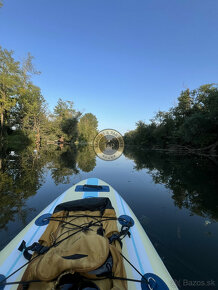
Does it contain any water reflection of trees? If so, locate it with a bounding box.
[77,145,96,172]
[46,145,79,184]
[0,145,45,228]
[124,147,218,221]
[0,144,96,230]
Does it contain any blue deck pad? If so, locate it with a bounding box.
[83,178,99,198]
[75,185,109,192]
[35,213,52,226]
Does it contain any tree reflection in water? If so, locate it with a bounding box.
[124,146,218,222]
[0,144,96,233]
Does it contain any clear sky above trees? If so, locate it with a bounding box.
[0,0,218,134]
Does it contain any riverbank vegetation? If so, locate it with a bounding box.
[124,85,218,155]
[0,46,98,147]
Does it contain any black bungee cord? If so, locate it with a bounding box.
[0,214,151,288]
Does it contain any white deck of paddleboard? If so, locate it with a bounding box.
[0,178,178,289]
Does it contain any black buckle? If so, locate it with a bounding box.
[18,240,49,260]
[108,234,123,248]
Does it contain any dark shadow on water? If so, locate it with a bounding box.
[124,146,218,222]
[123,146,218,289]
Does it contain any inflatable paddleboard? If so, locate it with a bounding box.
[0,178,178,289]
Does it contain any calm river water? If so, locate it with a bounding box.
[0,145,217,289]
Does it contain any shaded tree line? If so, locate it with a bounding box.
[0,46,98,147]
[124,85,218,155]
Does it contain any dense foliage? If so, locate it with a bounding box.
[78,113,98,143]
[124,85,218,153]
[0,46,98,145]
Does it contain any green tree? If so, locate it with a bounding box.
[174,89,193,118]
[21,53,40,88]
[0,46,21,137]
[61,118,78,143]
[17,83,47,144]
[124,84,218,153]
[54,99,77,120]
[78,113,98,143]
[178,84,218,147]
[123,130,137,145]
[52,98,81,142]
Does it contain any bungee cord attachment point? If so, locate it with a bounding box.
[0,212,169,290]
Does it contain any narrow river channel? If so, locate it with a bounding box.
[0,145,217,289]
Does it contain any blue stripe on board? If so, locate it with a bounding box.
[83,192,98,198]
[87,178,98,185]
[5,191,66,278]
[83,178,99,198]
[118,193,145,275]
[6,180,99,281]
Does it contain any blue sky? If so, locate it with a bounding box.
[0,0,218,134]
